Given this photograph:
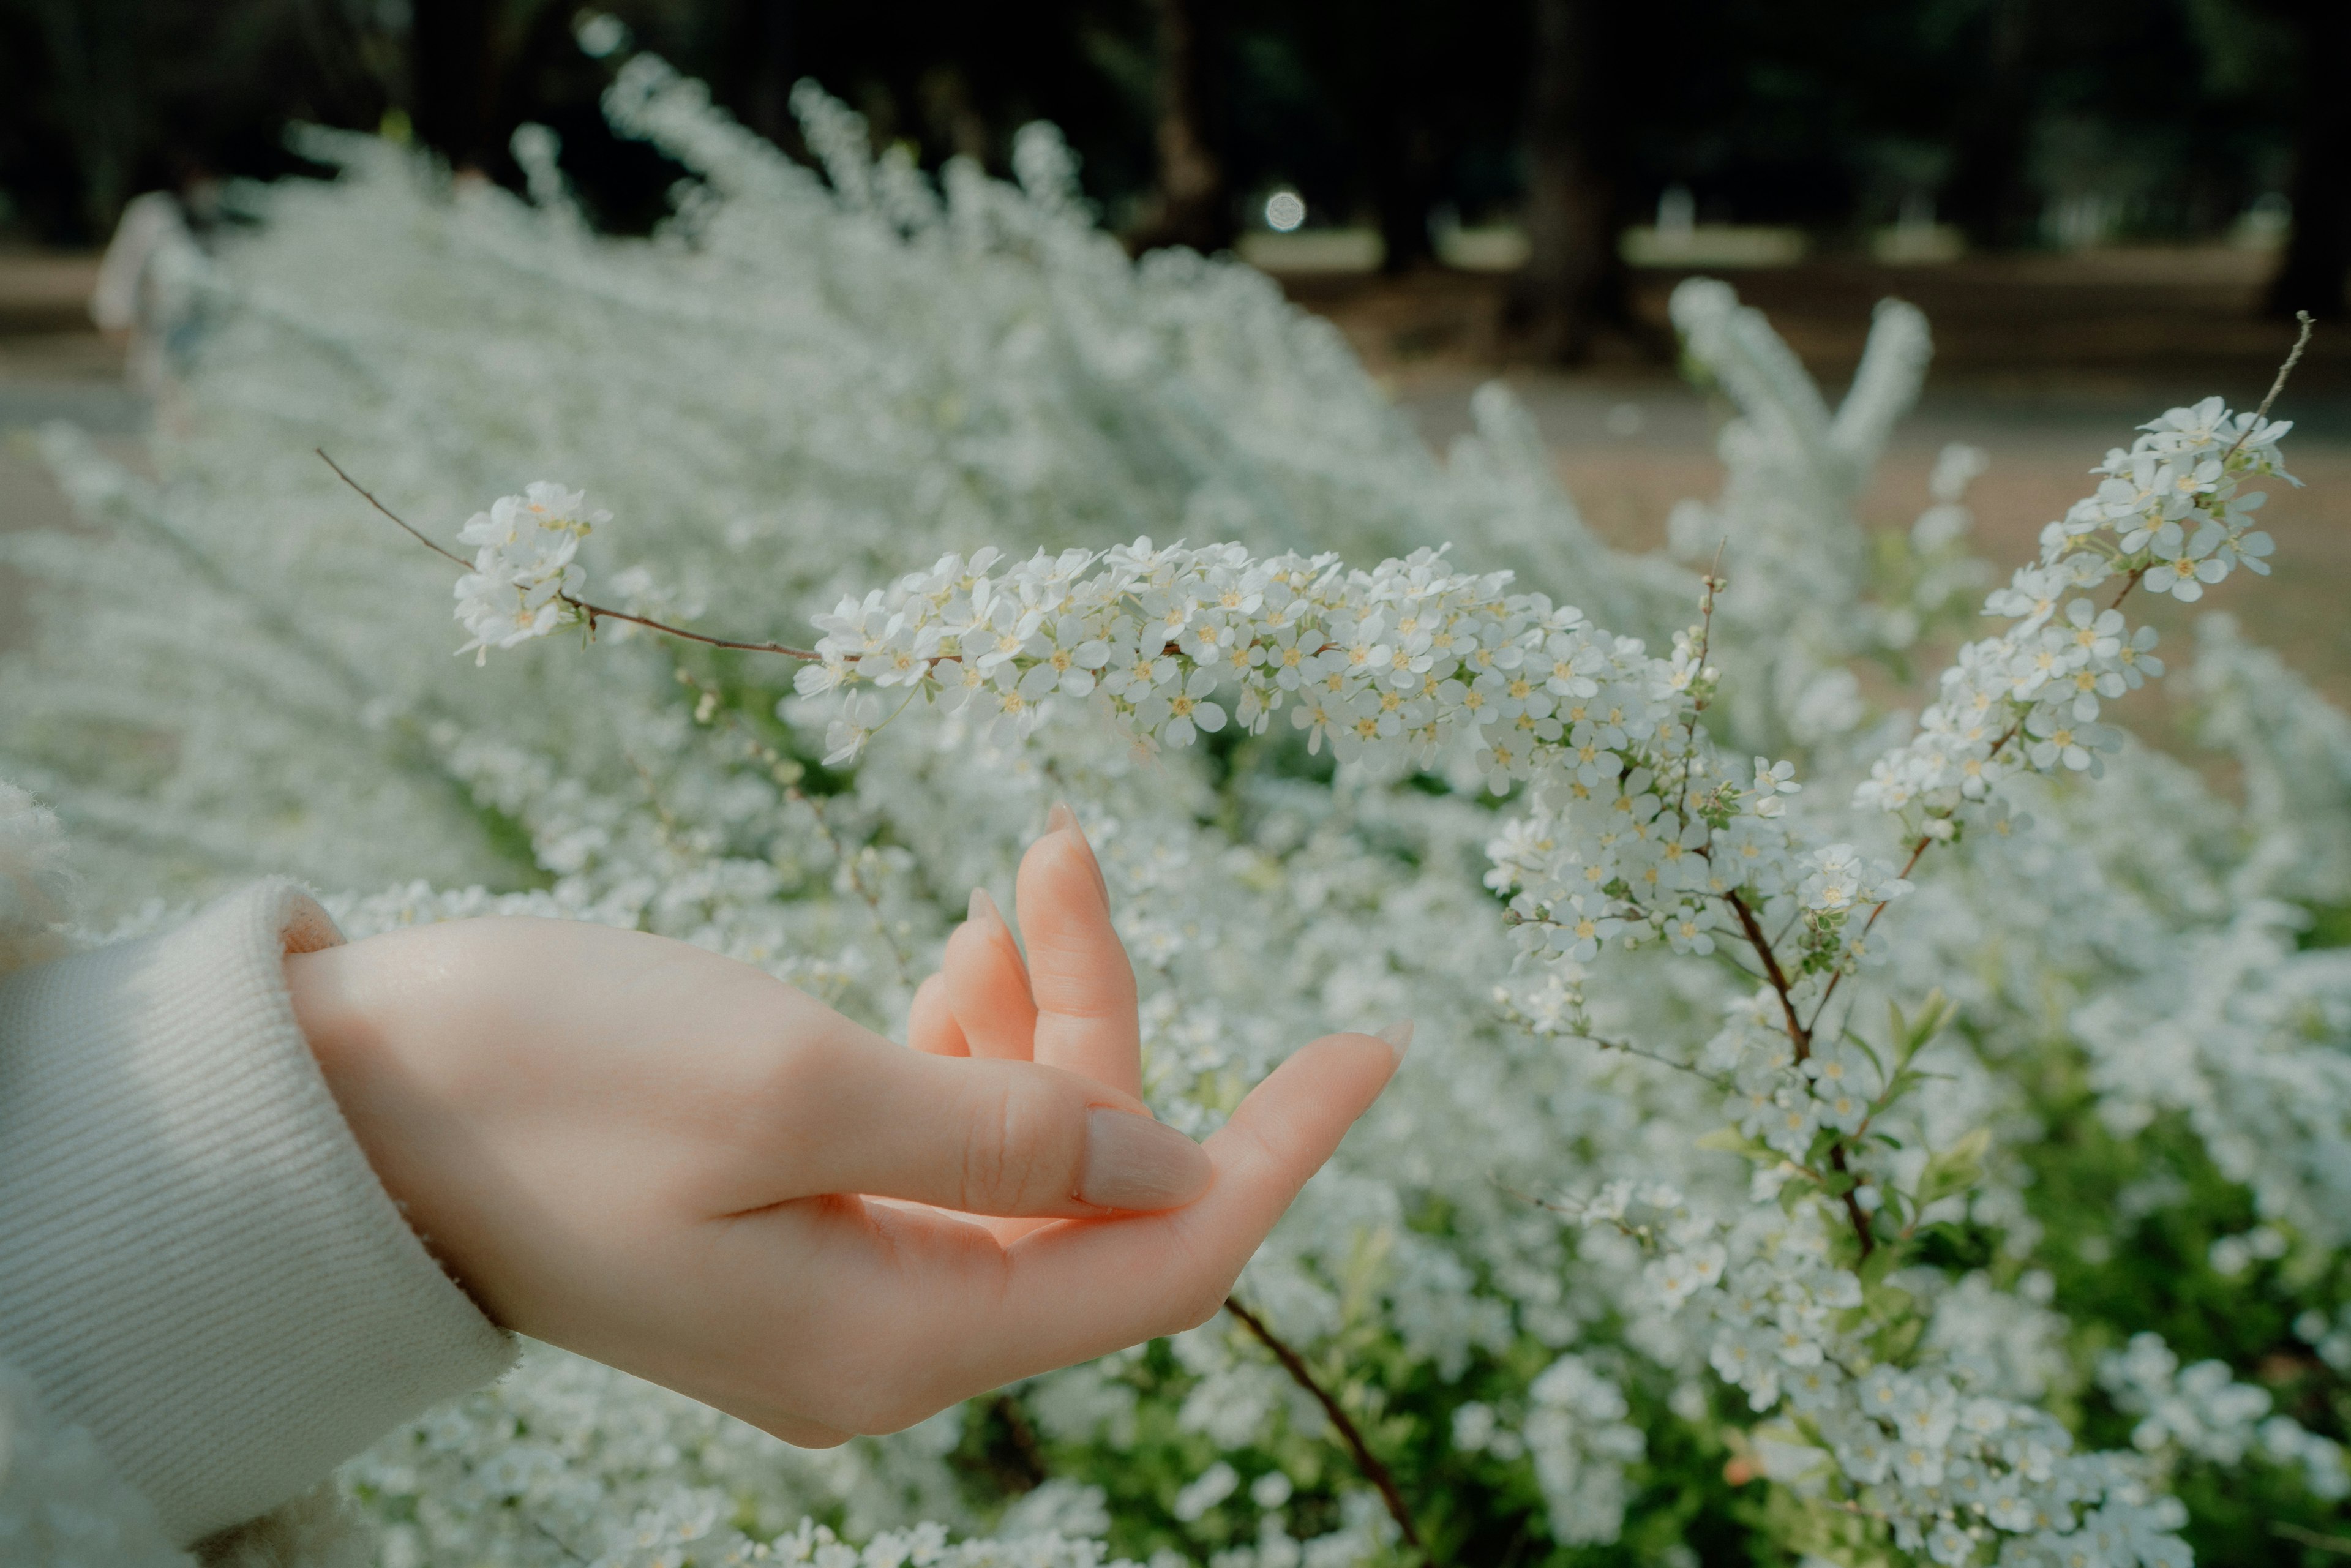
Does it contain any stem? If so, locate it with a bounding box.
[318,448,473,569]
[1804,705,2025,1039]
[1723,888,1807,1057]
[2225,312,2314,461]
[1722,890,1876,1258]
[577,599,821,660]
[2274,1521,2351,1558]
[320,449,822,659]
[530,1520,591,1565]
[989,1393,1051,1491]
[1826,1143,1875,1261]
[1566,1030,1730,1090]
[1673,555,1724,823]
[1224,1296,1429,1560]
[1804,831,1932,1035]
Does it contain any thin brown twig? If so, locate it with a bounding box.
[318,449,824,659]
[1718,334,2320,1270]
[530,1519,591,1565]
[1804,830,1934,1033]
[2225,311,2314,462]
[317,448,471,569]
[1720,890,1875,1257]
[1488,1176,1583,1218]
[1723,888,1807,1056]
[1804,706,2020,1038]
[574,600,823,660]
[1565,1029,1730,1090]
[1223,1296,1429,1560]
[1826,1144,1874,1261]
[988,1393,1052,1492]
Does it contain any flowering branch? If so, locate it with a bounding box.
[318,450,822,661]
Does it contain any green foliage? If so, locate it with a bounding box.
[2017,1047,2351,1566]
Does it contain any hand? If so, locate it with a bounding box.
[287,808,1403,1446]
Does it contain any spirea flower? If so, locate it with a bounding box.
[452,481,609,664]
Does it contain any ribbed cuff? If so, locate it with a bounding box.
[0,881,516,1545]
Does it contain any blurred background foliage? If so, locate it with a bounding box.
[0,0,2343,356]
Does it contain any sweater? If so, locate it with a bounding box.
[0,779,517,1561]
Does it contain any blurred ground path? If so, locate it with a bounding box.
[1289,248,2351,713]
[0,249,141,651]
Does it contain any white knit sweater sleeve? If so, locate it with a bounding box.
[0,876,517,1547]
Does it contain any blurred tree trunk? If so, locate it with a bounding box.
[24,0,141,238]
[1369,111,1438,272]
[1509,0,1627,362]
[1942,0,2035,247]
[2266,0,2351,318]
[1365,1,1437,273]
[410,0,493,170]
[720,0,798,147]
[1131,0,1232,254]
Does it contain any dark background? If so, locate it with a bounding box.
[2,0,2347,361]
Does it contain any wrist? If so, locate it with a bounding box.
[285,935,494,1315]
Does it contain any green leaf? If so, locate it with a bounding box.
[1913,1126,1992,1211]
[1697,1126,1776,1164]
[1859,1239,1907,1291]
[1904,988,1957,1057]
[1842,1026,1889,1080]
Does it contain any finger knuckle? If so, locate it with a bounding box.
[959,1078,1067,1211]
[1030,955,1137,1019]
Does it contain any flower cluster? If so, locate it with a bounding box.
[786,538,1921,1008]
[1580,1185,2194,1568]
[452,481,607,664]
[2098,1332,2348,1501]
[1855,399,2292,823]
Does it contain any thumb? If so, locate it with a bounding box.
[774,1042,1212,1218]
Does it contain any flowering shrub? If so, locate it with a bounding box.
[5,40,2350,1568]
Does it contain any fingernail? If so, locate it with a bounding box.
[969,885,1005,935]
[1081,1108,1212,1210]
[1049,799,1111,905]
[1374,1018,1414,1064]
